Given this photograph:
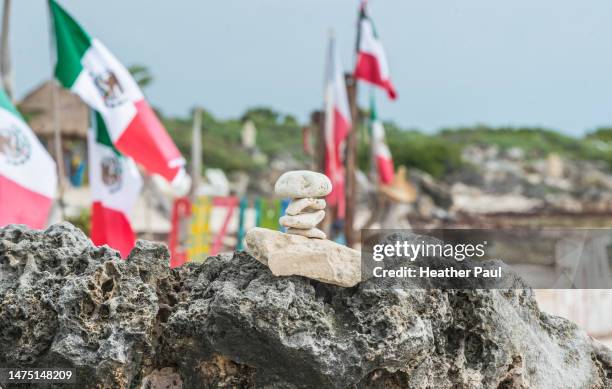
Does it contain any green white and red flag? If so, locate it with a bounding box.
[324,34,352,218]
[354,1,397,100]
[49,0,188,187]
[89,112,142,258]
[0,88,57,229]
[369,97,394,184]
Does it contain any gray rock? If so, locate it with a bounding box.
[409,169,453,208]
[0,223,610,388]
[0,223,168,388]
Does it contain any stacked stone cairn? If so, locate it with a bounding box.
[274,170,332,240]
[247,170,360,287]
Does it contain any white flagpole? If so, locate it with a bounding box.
[0,0,13,100]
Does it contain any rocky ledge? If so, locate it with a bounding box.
[0,223,611,388]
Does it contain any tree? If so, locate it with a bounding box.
[242,107,280,123]
[128,64,153,90]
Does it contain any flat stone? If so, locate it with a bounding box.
[245,227,361,287]
[275,170,332,198]
[279,210,325,230]
[285,198,326,216]
[286,227,326,240]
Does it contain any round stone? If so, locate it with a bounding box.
[285,198,326,216]
[279,210,325,230]
[275,170,332,198]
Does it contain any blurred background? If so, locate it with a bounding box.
[2,0,612,347]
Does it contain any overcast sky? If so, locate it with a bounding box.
[9,0,612,135]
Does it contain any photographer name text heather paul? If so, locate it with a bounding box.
[370,239,502,280]
[360,229,612,290]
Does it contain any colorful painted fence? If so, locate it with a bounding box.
[169,196,290,268]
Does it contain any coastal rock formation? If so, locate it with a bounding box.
[1,223,611,388]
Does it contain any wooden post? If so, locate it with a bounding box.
[368,90,378,184]
[190,106,203,199]
[311,109,335,233]
[143,175,153,240]
[311,110,326,174]
[51,82,66,219]
[345,73,359,247]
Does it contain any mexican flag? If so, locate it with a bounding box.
[354,2,397,100]
[89,112,142,258]
[324,34,352,218]
[370,97,394,185]
[49,0,187,186]
[0,89,57,229]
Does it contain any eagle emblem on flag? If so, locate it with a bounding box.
[93,70,126,108]
[101,155,123,193]
[0,125,32,165]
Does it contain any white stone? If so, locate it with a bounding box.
[275,170,332,198]
[246,227,361,287]
[285,198,326,216]
[286,227,326,240]
[279,210,325,230]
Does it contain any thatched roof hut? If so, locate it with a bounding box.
[18,80,88,139]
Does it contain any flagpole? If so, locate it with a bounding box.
[0,0,13,100]
[313,110,325,174]
[344,2,366,247]
[190,106,203,200]
[345,73,358,247]
[47,2,66,220]
[369,88,378,185]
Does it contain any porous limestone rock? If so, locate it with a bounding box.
[245,227,360,287]
[0,223,166,388]
[285,197,326,216]
[1,223,611,388]
[279,210,325,230]
[274,170,332,198]
[286,227,327,240]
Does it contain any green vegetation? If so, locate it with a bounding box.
[439,125,612,167]
[164,106,464,179]
[386,126,463,178]
[439,126,585,157]
[587,127,612,143]
[128,64,154,90]
[66,208,91,236]
[162,106,307,174]
[357,123,463,178]
[162,107,612,179]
